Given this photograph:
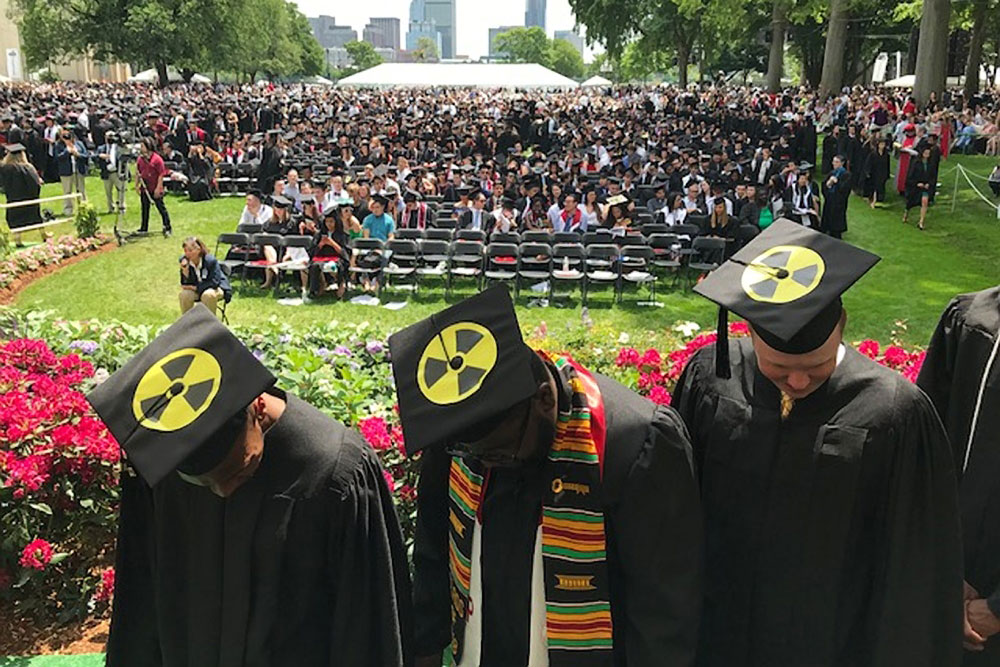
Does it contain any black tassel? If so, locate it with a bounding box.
[716,307,731,379]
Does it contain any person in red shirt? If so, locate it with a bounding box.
[135,137,172,236]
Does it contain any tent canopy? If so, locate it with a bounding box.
[581,75,612,87]
[128,68,211,84]
[338,63,578,89]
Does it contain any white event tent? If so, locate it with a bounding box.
[129,68,212,84]
[338,63,578,89]
[581,75,612,87]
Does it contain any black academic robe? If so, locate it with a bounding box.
[820,170,851,235]
[862,150,891,200]
[918,287,1000,665]
[672,339,963,667]
[821,134,839,175]
[106,393,413,667]
[0,163,42,228]
[905,159,932,211]
[412,372,703,667]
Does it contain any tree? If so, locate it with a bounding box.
[818,0,850,96]
[288,4,324,77]
[766,0,790,91]
[548,39,586,78]
[913,0,951,104]
[492,26,549,64]
[344,40,383,72]
[412,36,440,62]
[962,0,995,96]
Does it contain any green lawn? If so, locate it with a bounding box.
[0,657,103,666]
[10,154,1000,347]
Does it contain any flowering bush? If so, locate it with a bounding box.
[0,308,929,630]
[0,338,119,623]
[0,234,111,290]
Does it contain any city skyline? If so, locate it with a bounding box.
[291,0,591,59]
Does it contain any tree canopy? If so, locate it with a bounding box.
[490,27,586,79]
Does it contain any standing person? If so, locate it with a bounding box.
[820,155,850,239]
[86,306,413,667]
[55,128,88,216]
[863,136,891,209]
[256,130,283,194]
[895,123,918,196]
[903,146,933,230]
[0,143,43,246]
[917,132,943,203]
[918,286,1000,664]
[95,131,125,215]
[672,219,963,667]
[135,138,172,237]
[390,287,703,667]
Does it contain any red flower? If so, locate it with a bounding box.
[382,469,397,493]
[639,348,662,370]
[93,567,115,603]
[728,321,750,336]
[615,347,640,368]
[397,484,417,502]
[648,385,672,405]
[19,538,54,570]
[358,416,393,451]
[858,339,880,359]
[882,345,909,369]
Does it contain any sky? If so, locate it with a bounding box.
[290,0,597,61]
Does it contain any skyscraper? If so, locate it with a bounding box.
[364,17,401,51]
[308,15,358,49]
[489,26,521,59]
[423,0,456,59]
[525,0,546,30]
[553,29,585,58]
[406,0,442,55]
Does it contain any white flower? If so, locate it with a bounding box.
[92,367,110,385]
[672,321,701,337]
[617,332,630,344]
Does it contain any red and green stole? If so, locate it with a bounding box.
[447,352,613,666]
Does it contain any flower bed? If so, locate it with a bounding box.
[0,309,926,629]
[0,234,112,291]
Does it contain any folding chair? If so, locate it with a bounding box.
[483,243,519,291]
[522,230,553,245]
[456,229,487,243]
[425,228,454,242]
[737,223,760,249]
[434,217,458,230]
[582,232,602,246]
[273,235,314,297]
[516,242,553,299]
[553,231,581,245]
[550,243,585,301]
[217,264,232,324]
[396,228,425,241]
[648,233,683,287]
[382,239,419,297]
[416,239,450,292]
[686,237,727,288]
[235,163,255,194]
[215,232,251,290]
[447,240,484,297]
[619,246,658,305]
[584,244,621,306]
[246,233,283,284]
[216,162,236,195]
[490,231,520,245]
[236,222,263,235]
[641,223,669,237]
[349,237,386,290]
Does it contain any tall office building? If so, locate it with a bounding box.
[553,29,585,58]
[423,0,457,59]
[525,0,546,30]
[488,26,521,59]
[364,17,401,51]
[309,15,358,49]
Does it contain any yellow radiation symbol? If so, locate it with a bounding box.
[417,323,498,405]
[131,348,222,432]
[741,245,825,304]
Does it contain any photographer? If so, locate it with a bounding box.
[135,137,172,237]
[55,128,89,216]
[95,131,126,214]
[178,236,230,316]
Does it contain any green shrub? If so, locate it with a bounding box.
[74,203,100,239]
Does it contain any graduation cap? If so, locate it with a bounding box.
[501,196,518,210]
[4,143,25,153]
[694,219,880,378]
[388,286,540,455]
[85,306,276,486]
[403,189,422,203]
[371,193,389,207]
[271,195,292,208]
[606,194,630,207]
[300,194,317,205]
[456,185,473,197]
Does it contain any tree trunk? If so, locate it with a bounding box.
[180,68,194,83]
[905,26,919,75]
[818,0,850,97]
[677,41,690,88]
[766,0,787,92]
[963,0,988,97]
[155,61,170,89]
[913,0,952,105]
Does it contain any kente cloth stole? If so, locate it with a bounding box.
[447,353,613,665]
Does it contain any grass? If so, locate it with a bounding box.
[9,154,1000,347]
[0,657,103,666]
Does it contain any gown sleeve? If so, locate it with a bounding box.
[916,298,964,474]
[105,464,162,666]
[410,443,453,658]
[867,388,963,667]
[609,406,703,667]
[327,444,414,667]
[670,348,709,477]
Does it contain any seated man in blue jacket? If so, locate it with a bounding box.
[179,236,232,316]
[54,128,89,216]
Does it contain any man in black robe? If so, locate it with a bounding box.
[87,305,413,667]
[672,219,964,667]
[918,286,1000,664]
[389,287,702,667]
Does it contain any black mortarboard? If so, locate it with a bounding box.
[85,306,275,486]
[371,193,389,207]
[403,189,421,203]
[389,286,539,455]
[271,195,292,208]
[300,194,317,205]
[694,219,880,377]
[4,143,25,153]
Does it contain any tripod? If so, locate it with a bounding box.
[111,154,149,246]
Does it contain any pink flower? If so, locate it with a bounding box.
[648,385,672,405]
[639,348,662,370]
[382,469,397,492]
[638,371,665,390]
[906,350,926,380]
[882,345,909,369]
[685,333,718,352]
[94,567,115,603]
[728,321,750,337]
[615,347,640,368]
[397,484,417,502]
[359,416,393,451]
[858,340,880,359]
[19,538,54,570]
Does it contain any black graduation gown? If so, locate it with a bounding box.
[411,373,703,667]
[905,160,932,211]
[820,171,850,235]
[672,340,963,667]
[917,287,1000,665]
[0,163,42,228]
[106,393,413,667]
[862,150,891,199]
[821,134,838,175]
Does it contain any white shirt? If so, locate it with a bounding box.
[546,204,562,230]
[239,204,273,227]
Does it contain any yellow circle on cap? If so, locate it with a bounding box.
[131,348,222,432]
[417,322,498,405]
[741,245,825,304]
